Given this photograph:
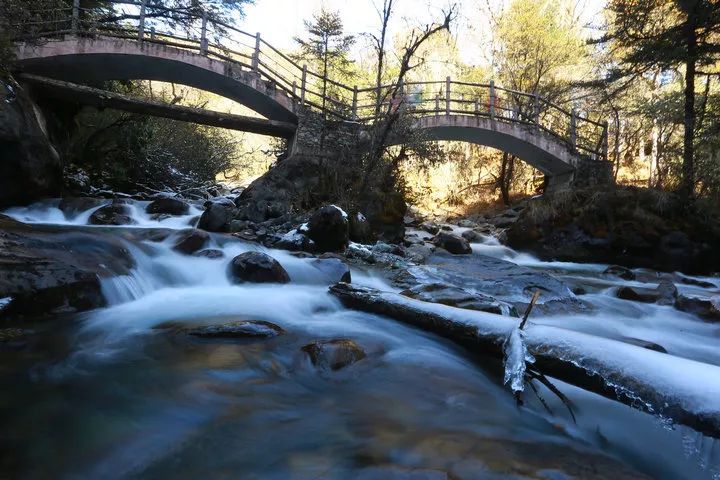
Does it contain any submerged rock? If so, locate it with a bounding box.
[193,248,224,259]
[186,320,283,338]
[311,256,351,284]
[172,229,209,255]
[58,197,103,217]
[401,283,518,316]
[603,265,636,280]
[433,233,472,255]
[674,295,720,321]
[228,252,290,284]
[306,205,349,253]
[616,280,677,305]
[146,197,190,215]
[302,339,366,371]
[198,198,237,232]
[88,202,136,226]
[461,229,483,242]
[621,337,668,353]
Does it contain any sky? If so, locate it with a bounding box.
[238,0,607,65]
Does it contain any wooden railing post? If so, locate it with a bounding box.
[252,32,261,72]
[300,64,307,106]
[150,26,156,40]
[445,77,451,116]
[72,0,80,34]
[533,92,540,127]
[489,80,496,122]
[292,80,297,112]
[352,86,358,119]
[570,108,577,150]
[200,11,208,55]
[138,0,148,43]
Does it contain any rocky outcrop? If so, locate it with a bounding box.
[306,205,349,253]
[185,320,284,338]
[0,215,134,318]
[433,232,472,255]
[0,80,62,208]
[506,186,720,275]
[302,338,366,371]
[227,251,290,284]
[198,198,236,232]
[146,197,190,215]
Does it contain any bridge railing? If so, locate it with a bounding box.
[10,0,608,161]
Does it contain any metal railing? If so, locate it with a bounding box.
[11,0,609,160]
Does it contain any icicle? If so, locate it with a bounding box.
[503,327,535,394]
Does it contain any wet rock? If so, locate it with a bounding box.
[0,215,134,318]
[306,205,349,253]
[88,203,136,226]
[458,219,477,229]
[186,320,283,338]
[193,249,224,259]
[228,252,290,284]
[346,243,375,263]
[172,229,209,255]
[433,232,472,255]
[621,337,668,353]
[394,252,582,315]
[372,242,405,257]
[405,244,434,264]
[401,283,518,316]
[676,275,716,289]
[58,197,103,217]
[198,198,237,232]
[349,212,373,244]
[273,229,315,252]
[146,197,190,215]
[616,280,677,305]
[311,256,351,284]
[461,229,483,242]
[228,219,253,233]
[0,327,32,349]
[420,221,440,235]
[302,339,366,371]
[674,295,720,321]
[603,265,636,280]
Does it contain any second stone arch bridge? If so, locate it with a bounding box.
[12,0,610,187]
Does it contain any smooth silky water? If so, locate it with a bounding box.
[2,201,719,479]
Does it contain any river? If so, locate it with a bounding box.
[1,199,719,479]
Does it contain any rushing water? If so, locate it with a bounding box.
[2,200,720,479]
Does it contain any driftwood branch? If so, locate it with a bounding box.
[328,283,720,438]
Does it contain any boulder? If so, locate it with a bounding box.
[306,205,349,253]
[433,232,472,255]
[311,256,351,284]
[461,229,483,242]
[273,229,315,252]
[302,339,366,371]
[616,280,677,305]
[198,198,237,232]
[420,221,440,235]
[675,295,720,321]
[603,265,636,280]
[172,229,210,255]
[405,244,434,264]
[227,252,290,284]
[88,202,136,226]
[193,249,224,259]
[146,197,190,215]
[401,283,517,316]
[186,320,283,338]
[349,212,373,244]
[58,197,103,217]
[0,80,62,208]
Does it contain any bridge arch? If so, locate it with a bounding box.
[407,115,579,187]
[15,36,298,124]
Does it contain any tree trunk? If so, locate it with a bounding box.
[499,152,514,205]
[329,283,720,439]
[680,13,697,200]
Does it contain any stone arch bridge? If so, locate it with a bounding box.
[12,1,610,188]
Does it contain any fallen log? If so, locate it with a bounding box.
[329,282,720,439]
